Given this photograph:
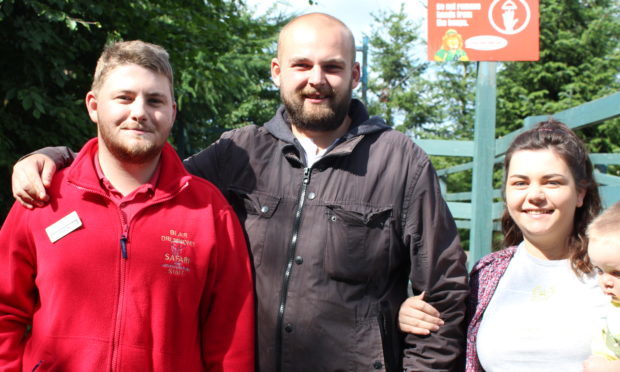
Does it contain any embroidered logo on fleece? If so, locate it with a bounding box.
[161,229,195,276]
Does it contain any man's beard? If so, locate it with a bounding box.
[282,85,352,132]
[99,124,164,164]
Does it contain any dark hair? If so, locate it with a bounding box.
[501,119,602,275]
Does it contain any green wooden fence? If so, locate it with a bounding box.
[414,85,620,269]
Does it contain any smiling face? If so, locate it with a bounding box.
[271,14,360,132]
[589,236,620,302]
[86,64,176,164]
[505,149,586,255]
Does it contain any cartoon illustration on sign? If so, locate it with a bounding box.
[434,29,470,61]
[428,0,539,61]
[489,0,531,35]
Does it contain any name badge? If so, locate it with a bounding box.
[46,211,83,243]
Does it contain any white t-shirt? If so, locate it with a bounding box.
[296,136,341,167]
[477,242,607,372]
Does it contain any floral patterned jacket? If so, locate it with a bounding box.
[465,246,518,372]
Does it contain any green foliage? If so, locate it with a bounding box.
[367,4,432,130]
[0,0,285,221]
[368,0,619,141]
[496,0,620,137]
[367,5,477,140]
[424,62,476,139]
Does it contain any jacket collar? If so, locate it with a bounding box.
[66,138,192,201]
[264,99,390,162]
[264,98,390,144]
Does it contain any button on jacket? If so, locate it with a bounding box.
[185,99,469,372]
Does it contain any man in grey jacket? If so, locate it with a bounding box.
[12,13,468,372]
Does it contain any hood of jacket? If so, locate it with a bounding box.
[264,98,391,145]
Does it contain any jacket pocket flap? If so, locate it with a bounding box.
[326,205,392,227]
[229,187,280,218]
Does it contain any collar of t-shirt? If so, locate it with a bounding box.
[295,135,342,167]
[94,153,161,224]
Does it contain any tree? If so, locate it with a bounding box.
[367,4,435,132]
[496,0,620,140]
[367,5,479,140]
[0,0,285,221]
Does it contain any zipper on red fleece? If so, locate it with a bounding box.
[110,218,129,370]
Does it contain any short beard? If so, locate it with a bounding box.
[99,126,163,164]
[282,87,352,132]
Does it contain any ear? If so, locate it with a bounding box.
[85,91,98,123]
[351,61,361,89]
[271,57,282,87]
[171,101,177,125]
[576,187,586,208]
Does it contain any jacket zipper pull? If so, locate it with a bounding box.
[303,167,311,184]
[120,236,128,259]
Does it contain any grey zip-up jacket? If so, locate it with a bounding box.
[38,99,468,371]
[186,99,468,372]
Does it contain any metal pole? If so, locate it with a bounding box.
[356,36,369,105]
[362,36,368,104]
[468,61,497,269]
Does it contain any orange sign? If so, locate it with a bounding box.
[428,0,539,61]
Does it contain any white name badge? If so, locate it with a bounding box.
[45,211,83,243]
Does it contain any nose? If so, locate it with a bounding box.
[526,185,546,204]
[131,97,148,123]
[308,65,326,86]
[601,274,614,288]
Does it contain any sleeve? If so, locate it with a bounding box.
[182,129,253,198]
[200,205,255,371]
[402,159,469,372]
[23,146,77,169]
[183,135,229,189]
[0,203,39,371]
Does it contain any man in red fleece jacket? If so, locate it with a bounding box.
[0,40,254,371]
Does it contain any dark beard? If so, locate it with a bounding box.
[282,88,352,132]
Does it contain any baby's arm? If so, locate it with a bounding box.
[583,356,620,372]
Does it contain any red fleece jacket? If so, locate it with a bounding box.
[0,139,254,371]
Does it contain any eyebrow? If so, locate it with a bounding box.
[288,56,347,65]
[507,173,567,179]
[113,90,169,98]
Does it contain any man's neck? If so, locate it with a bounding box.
[291,115,352,151]
[97,148,160,196]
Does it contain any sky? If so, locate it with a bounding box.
[245,0,429,47]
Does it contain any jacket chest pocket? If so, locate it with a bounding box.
[324,205,393,283]
[229,188,280,268]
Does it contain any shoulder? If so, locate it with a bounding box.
[185,125,273,169]
[211,125,277,155]
[183,175,230,207]
[220,124,271,141]
[363,127,430,165]
[471,246,517,277]
[177,176,241,226]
